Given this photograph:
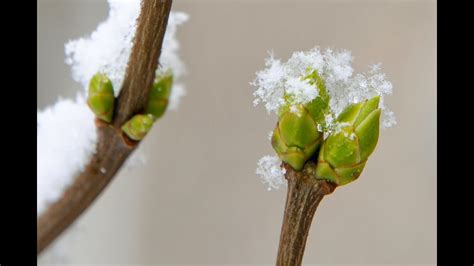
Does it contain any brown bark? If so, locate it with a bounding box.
[276,162,336,266]
[37,0,173,254]
[113,0,173,127]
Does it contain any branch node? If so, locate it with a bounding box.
[120,131,140,147]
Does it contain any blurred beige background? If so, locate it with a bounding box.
[38,0,436,265]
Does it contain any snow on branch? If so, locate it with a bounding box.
[256,155,287,191]
[65,0,188,109]
[37,95,97,215]
[37,0,188,217]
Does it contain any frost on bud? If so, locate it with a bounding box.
[146,72,173,120]
[121,114,155,141]
[315,96,381,186]
[272,105,323,171]
[87,73,115,123]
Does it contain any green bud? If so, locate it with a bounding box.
[272,105,323,171]
[315,96,381,186]
[87,73,115,123]
[121,114,155,141]
[277,70,330,125]
[146,72,173,120]
[272,70,329,171]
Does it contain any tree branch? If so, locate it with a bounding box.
[37,0,173,254]
[276,162,336,266]
[113,0,172,127]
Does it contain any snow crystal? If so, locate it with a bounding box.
[256,155,287,191]
[252,52,287,113]
[286,48,324,76]
[322,48,353,83]
[65,0,189,108]
[37,95,97,216]
[286,77,319,106]
[251,47,396,130]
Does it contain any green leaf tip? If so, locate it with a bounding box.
[146,72,173,120]
[87,72,115,123]
[121,114,155,141]
[315,96,381,186]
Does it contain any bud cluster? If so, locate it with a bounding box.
[253,48,394,188]
[269,69,382,186]
[87,71,174,141]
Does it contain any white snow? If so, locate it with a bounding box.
[65,0,188,108]
[256,155,287,191]
[285,77,319,107]
[252,52,286,114]
[37,95,97,216]
[251,47,396,129]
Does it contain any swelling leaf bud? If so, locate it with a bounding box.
[121,114,155,141]
[87,73,115,123]
[272,105,323,171]
[316,96,381,186]
[146,72,173,120]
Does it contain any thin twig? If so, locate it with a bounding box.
[37,0,173,254]
[276,162,336,266]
